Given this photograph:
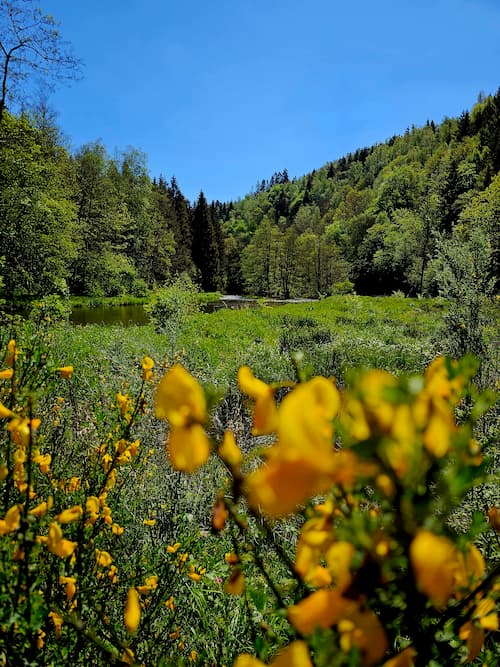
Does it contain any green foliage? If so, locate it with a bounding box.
[145,275,201,341]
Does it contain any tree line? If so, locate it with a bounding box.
[1,89,499,301]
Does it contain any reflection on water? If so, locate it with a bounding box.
[69,297,316,325]
[70,304,150,326]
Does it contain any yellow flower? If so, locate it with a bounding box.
[0,504,21,535]
[124,587,141,634]
[59,575,77,601]
[116,392,130,414]
[46,522,77,559]
[325,541,355,592]
[0,368,13,380]
[96,549,113,567]
[56,505,83,524]
[155,364,207,426]
[48,610,63,637]
[167,423,210,473]
[234,641,313,667]
[56,365,73,379]
[381,647,416,667]
[5,339,19,367]
[237,365,279,435]
[137,575,158,594]
[459,597,498,662]
[218,429,243,469]
[165,595,175,611]
[121,648,136,665]
[287,589,349,635]
[409,530,457,608]
[141,356,154,381]
[189,649,197,662]
[225,567,245,595]
[167,542,181,553]
[338,607,388,667]
[0,401,14,419]
[29,499,52,518]
[143,518,156,526]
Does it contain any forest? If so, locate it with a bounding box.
[1,88,499,303]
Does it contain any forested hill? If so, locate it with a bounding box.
[1,89,499,301]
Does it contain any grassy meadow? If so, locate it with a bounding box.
[0,295,499,666]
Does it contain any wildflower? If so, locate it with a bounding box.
[212,495,229,532]
[288,588,349,635]
[112,523,124,535]
[121,648,136,665]
[237,365,279,434]
[189,650,197,662]
[59,575,77,601]
[48,610,63,637]
[167,542,181,553]
[96,549,113,567]
[56,365,73,379]
[7,416,41,447]
[0,401,14,419]
[165,595,175,611]
[155,364,207,426]
[142,356,154,381]
[168,423,210,473]
[29,498,53,518]
[459,597,498,662]
[46,522,77,559]
[36,629,46,649]
[5,339,19,367]
[0,504,21,535]
[137,575,158,594]
[124,587,141,633]
[235,640,313,667]
[218,429,243,469]
[409,530,458,608]
[382,647,416,667]
[56,505,83,524]
[116,391,130,415]
[0,368,13,380]
[337,607,388,667]
[225,567,245,595]
[143,518,156,526]
[32,450,51,474]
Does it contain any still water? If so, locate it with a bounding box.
[70,296,314,326]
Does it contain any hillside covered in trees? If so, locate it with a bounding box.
[1,89,499,301]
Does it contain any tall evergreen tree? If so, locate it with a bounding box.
[191,191,221,291]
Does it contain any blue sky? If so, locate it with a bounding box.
[42,0,500,203]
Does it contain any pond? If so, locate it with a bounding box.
[69,296,316,325]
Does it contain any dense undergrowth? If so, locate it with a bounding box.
[0,296,498,666]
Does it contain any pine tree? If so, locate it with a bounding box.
[191,191,221,291]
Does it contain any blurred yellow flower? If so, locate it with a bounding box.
[95,549,113,567]
[56,505,83,524]
[381,647,416,667]
[225,567,245,595]
[56,365,73,379]
[46,522,77,559]
[0,368,13,380]
[237,365,279,435]
[155,364,207,426]
[167,423,210,473]
[141,355,154,381]
[287,589,348,635]
[0,504,21,535]
[124,587,141,634]
[218,429,243,469]
[409,530,457,608]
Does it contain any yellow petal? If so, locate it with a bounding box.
[271,640,314,667]
[218,430,243,468]
[409,530,457,608]
[287,589,348,635]
[237,366,278,435]
[124,587,141,634]
[167,423,210,473]
[155,365,206,426]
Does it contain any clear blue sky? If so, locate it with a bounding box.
[42,0,500,203]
